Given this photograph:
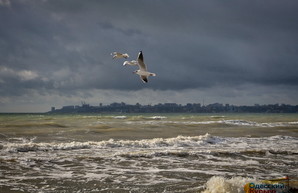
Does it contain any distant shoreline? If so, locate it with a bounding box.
[48,102,298,114]
[1,103,297,114]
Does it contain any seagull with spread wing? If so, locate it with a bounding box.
[133,51,156,83]
[123,60,138,66]
[111,52,129,59]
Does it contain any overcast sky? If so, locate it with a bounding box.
[1,0,298,112]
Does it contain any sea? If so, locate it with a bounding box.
[0,113,297,193]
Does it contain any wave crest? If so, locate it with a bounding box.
[3,133,221,152]
[202,176,257,193]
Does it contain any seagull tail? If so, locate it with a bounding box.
[150,73,156,77]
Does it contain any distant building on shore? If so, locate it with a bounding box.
[49,102,298,114]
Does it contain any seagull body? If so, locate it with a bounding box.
[123,60,138,66]
[111,52,129,59]
[133,51,156,83]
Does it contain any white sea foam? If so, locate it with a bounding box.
[1,114,297,192]
[223,120,298,127]
[121,119,298,128]
[2,136,177,152]
[3,134,298,157]
[3,134,221,153]
[113,116,127,119]
[4,141,92,152]
[210,116,226,118]
[1,134,297,193]
[146,116,167,120]
[202,176,257,193]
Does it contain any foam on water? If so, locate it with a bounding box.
[1,125,298,192]
[120,119,298,128]
[146,116,167,120]
[202,176,298,193]
[113,116,127,119]
[2,134,298,155]
[1,114,297,192]
[223,120,298,127]
[2,133,222,152]
[202,176,257,193]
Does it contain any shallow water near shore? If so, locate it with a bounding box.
[0,113,297,192]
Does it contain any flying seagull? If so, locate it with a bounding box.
[111,52,129,59]
[133,51,156,83]
[123,60,138,66]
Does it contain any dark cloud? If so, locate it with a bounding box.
[1,0,298,112]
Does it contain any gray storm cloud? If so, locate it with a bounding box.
[0,0,298,112]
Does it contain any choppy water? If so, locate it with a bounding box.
[0,113,297,192]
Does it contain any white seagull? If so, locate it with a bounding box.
[123,60,138,66]
[133,51,156,83]
[111,52,129,59]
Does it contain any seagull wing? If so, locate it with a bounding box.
[123,53,129,58]
[137,51,147,71]
[131,60,138,65]
[111,52,120,59]
[140,75,148,83]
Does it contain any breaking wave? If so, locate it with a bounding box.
[121,119,298,128]
[2,134,298,156]
[202,176,257,193]
[222,120,298,127]
[3,134,221,153]
[202,176,298,193]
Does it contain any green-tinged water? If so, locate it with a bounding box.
[0,113,298,192]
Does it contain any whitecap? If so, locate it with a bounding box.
[146,116,167,120]
[202,176,257,193]
[223,120,298,127]
[113,116,127,119]
[210,115,226,118]
[4,141,93,152]
[3,133,223,153]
